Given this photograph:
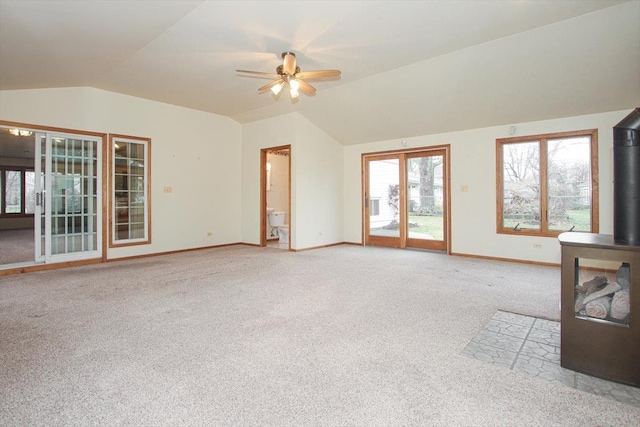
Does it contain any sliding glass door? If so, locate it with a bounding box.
[364,148,448,251]
[365,155,402,247]
[405,151,446,251]
[35,132,102,262]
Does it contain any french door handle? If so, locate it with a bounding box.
[36,192,45,209]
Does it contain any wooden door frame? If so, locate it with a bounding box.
[363,153,404,248]
[404,149,448,251]
[362,144,451,253]
[260,145,291,249]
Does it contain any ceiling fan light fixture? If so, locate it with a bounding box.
[9,128,32,137]
[236,51,340,100]
[271,82,283,95]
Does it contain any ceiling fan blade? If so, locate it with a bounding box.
[297,78,316,95]
[296,70,341,80]
[257,79,283,92]
[282,52,297,75]
[236,70,281,79]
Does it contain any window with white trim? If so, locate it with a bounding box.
[110,135,151,246]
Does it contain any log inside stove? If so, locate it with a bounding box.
[574,263,630,322]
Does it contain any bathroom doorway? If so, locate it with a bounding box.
[260,145,291,249]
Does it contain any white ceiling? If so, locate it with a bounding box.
[0,0,639,145]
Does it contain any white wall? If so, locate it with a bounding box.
[0,87,242,259]
[292,114,344,248]
[1,87,625,264]
[241,112,343,249]
[344,110,627,264]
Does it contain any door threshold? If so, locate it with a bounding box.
[0,261,44,271]
[0,258,102,276]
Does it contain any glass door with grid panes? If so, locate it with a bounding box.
[35,132,102,262]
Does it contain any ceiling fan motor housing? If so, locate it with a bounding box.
[276,65,300,76]
[282,52,297,75]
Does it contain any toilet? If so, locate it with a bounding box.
[267,211,288,243]
[278,225,289,244]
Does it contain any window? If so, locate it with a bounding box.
[370,198,380,216]
[109,134,151,246]
[1,168,35,215]
[496,129,598,236]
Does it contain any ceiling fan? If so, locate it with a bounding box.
[236,52,341,99]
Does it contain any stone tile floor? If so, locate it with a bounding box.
[463,310,640,408]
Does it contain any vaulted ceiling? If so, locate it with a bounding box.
[1,0,639,145]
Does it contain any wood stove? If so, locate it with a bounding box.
[558,108,640,387]
[559,233,639,386]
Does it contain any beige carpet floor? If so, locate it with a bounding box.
[0,244,638,425]
[0,228,34,265]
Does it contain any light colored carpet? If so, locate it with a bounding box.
[0,244,638,425]
[0,228,34,265]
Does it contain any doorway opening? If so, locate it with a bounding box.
[363,145,450,252]
[260,145,291,250]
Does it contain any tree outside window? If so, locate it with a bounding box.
[496,129,598,236]
[1,168,35,215]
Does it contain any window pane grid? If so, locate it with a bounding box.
[112,137,150,245]
[49,137,99,256]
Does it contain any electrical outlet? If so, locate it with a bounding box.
[460,184,469,192]
[533,243,542,249]
[207,232,213,237]
[163,186,173,193]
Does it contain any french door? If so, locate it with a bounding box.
[364,147,449,251]
[34,132,102,262]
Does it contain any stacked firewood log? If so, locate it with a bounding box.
[574,263,631,322]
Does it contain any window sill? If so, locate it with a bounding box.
[497,229,594,238]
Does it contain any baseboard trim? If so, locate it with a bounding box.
[449,251,560,267]
[1,242,558,276]
[0,258,103,276]
[291,241,360,252]
[107,242,246,263]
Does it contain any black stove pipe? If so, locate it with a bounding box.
[613,108,640,245]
